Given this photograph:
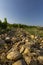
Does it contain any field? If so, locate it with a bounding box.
[0,18,43,65]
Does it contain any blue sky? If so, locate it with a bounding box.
[0,0,43,26]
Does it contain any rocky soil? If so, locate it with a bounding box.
[0,28,43,65]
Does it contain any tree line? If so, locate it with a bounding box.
[0,18,42,30]
[0,18,29,29]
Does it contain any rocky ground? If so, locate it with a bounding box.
[0,28,43,65]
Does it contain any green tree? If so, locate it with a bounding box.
[2,18,7,29]
[0,20,2,28]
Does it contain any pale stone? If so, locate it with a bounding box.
[23,56,31,65]
[20,46,25,53]
[5,37,11,43]
[7,51,22,61]
[12,59,26,65]
[41,40,43,43]
[35,36,37,39]
[37,56,43,64]
[30,35,35,39]
[23,48,30,55]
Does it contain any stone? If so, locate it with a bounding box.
[5,37,11,43]
[37,56,43,64]
[7,51,22,61]
[12,59,26,65]
[30,35,35,39]
[25,38,29,43]
[1,53,6,62]
[0,39,5,44]
[4,33,7,37]
[1,34,5,39]
[23,55,31,65]
[31,52,39,58]
[23,48,30,55]
[11,37,17,43]
[8,30,15,37]
[20,46,25,53]
[41,40,43,43]
[29,59,37,65]
[35,36,37,39]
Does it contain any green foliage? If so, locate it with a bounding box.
[0,20,2,28]
[2,18,7,29]
[0,18,7,29]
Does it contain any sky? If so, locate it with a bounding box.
[0,0,43,26]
